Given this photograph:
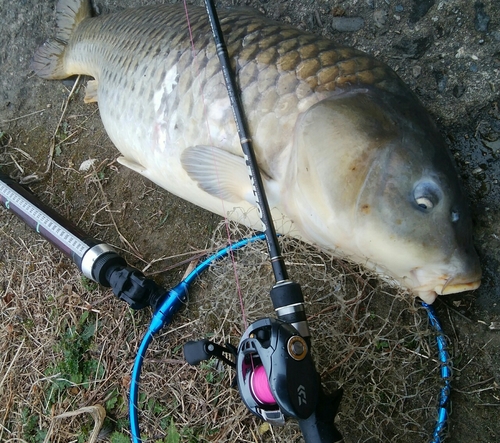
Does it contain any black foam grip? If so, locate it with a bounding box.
[183,340,211,366]
[270,282,305,309]
[298,386,344,443]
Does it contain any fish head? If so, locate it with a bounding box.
[289,89,481,302]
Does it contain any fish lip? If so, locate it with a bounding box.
[410,269,482,300]
[434,279,481,295]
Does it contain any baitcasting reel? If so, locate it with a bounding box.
[236,317,319,424]
[184,317,322,426]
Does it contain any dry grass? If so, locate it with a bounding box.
[0,211,447,443]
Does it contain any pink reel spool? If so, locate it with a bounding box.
[250,365,276,405]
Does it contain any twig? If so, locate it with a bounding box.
[455,386,497,395]
[44,75,81,174]
[9,146,36,162]
[456,338,494,372]
[0,109,47,124]
[402,347,438,364]
[92,169,144,260]
[0,338,26,391]
[467,377,495,389]
[147,250,211,275]
[440,299,475,323]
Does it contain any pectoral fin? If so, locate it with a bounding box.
[117,156,147,173]
[181,146,257,204]
[84,80,98,103]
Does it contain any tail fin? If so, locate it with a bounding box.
[31,0,92,79]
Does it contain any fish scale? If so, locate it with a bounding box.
[45,3,402,170]
[32,0,481,302]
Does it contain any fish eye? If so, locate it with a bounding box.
[451,210,460,223]
[416,196,434,209]
[413,181,441,212]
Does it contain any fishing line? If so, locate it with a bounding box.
[182,0,250,330]
[183,0,196,53]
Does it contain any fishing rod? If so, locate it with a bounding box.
[182,1,344,442]
[203,0,308,338]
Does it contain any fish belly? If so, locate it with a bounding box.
[69,6,244,218]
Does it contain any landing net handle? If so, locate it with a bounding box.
[0,174,164,310]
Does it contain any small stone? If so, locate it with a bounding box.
[433,70,447,93]
[331,16,364,32]
[393,36,433,59]
[331,6,345,17]
[470,63,478,73]
[395,5,404,13]
[474,2,490,33]
[455,47,466,58]
[494,52,500,67]
[79,158,98,172]
[453,84,466,98]
[412,65,422,78]
[409,0,435,24]
[373,9,388,28]
[435,24,445,39]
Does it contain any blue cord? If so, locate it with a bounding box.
[422,302,452,443]
[129,233,266,443]
[129,235,452,443]
[130,328,153,441]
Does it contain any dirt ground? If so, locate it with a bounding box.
[1,0,499,442]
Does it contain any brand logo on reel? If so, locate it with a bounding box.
[297,385,307,406]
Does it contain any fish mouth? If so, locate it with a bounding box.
[434,279,481,295]
[410,269,482,303]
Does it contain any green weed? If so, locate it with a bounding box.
[21,407,47,443]
[110,432,130,443]
[81,275,98,292]
[44,311,104,408]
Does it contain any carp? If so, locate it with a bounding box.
[32,0,481,303]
